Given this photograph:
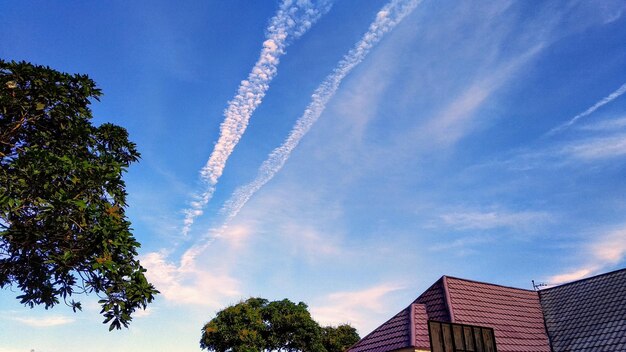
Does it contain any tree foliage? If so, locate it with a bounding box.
[0,60,158,330]
[200,298,359,352]
[321,325,360,352]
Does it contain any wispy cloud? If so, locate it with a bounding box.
[419,44,544,147]
[132,307,155,318]
[428,235,493,253]
[549,225,626,284]
[440,209,551,230]
[221,0,422,223]
[141,250,241,307]
[591,226,626,265]
[578,116,626,131]
[311,283,404,333]
[563,134,626,160]
[10,315,75,328]
[280,223,341,258]
[0,347,30,352]
[549,82,626,134]
[549,268,596,285]
[498,127,626,172]
[181,0,332,235]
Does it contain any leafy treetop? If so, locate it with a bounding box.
[321,324,361,352]
[0,60,158,330]
[200,297,360,352]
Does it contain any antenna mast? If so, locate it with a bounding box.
[532,280,548,291]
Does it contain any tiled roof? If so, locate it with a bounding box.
[350,276,551,352]
[349,269,626,352]
[539,268,626,352]
[346,306,409,352]
[412,304,430,349]
[348,304,415,352]
[444,276,552,352]
[347,303,431,352]
[414,277,451,323]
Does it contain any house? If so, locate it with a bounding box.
[347,268,626,352]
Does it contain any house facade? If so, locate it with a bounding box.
[348,268,626,352]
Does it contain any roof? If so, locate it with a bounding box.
[413,278,450,323]
[539,268,626,352]
[443,276,551,352]
[349,276,551,352]
[412,304,430,349]
[348,269,626,352]
[348,303,430,352]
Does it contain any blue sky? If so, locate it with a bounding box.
[2,0,626,351]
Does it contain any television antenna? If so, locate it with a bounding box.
[532,280,548,291]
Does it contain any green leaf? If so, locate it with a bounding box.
[72,199,87,210]
[0,59,157,331]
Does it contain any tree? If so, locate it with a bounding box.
[262,299,326,352]
[321,325,360,352]
[201,298,269,352]
[0,60,158,330]
[200,298,360,352]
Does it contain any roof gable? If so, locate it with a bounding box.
[349,269,626,352]
[539,268,626,352]
[414,277,451,323]
[348,303,430,352]
[444,276,551,352]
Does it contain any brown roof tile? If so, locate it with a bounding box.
[414,277,451,323]
[349,275,552,352]
[348,304,413,352]
[444,276,551,352]
[347,303,431,352]
[412,303,430,350]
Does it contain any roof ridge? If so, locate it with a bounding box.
[442,276,455,322]
[347,304,412,350]
[409,303,416,347]
[444,274,538,293]
[539,267,626,292]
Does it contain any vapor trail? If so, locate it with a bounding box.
[182,0,332,236]
[221,0,421,222]
[549,82,626,135]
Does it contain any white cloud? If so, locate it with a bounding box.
[564,134,626,160]
[219,224,253,250]
[217,185,346,264]
[591,227,626,264]
[311,283,404,334]
[419,44,544,147]
[549,82,626,134]
[141,250,240,307]
[276,221,342,260]
[578,116,626,131]
[132,307,154,319]
[181,0,332,235]
[549,225,626,284]
[549,267,597,285]
[221,0,422,223]
[421,83,492,146]
[428,235,492,252]
[440,209,551,230]
[10,315,74,328]
[497,131,626,173]
[0,348,30,352]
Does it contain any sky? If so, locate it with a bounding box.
[1,0,626,351]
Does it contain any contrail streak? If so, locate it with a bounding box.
[222,0,421,222]
[182,0,332,236]
[549,82,626,135]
